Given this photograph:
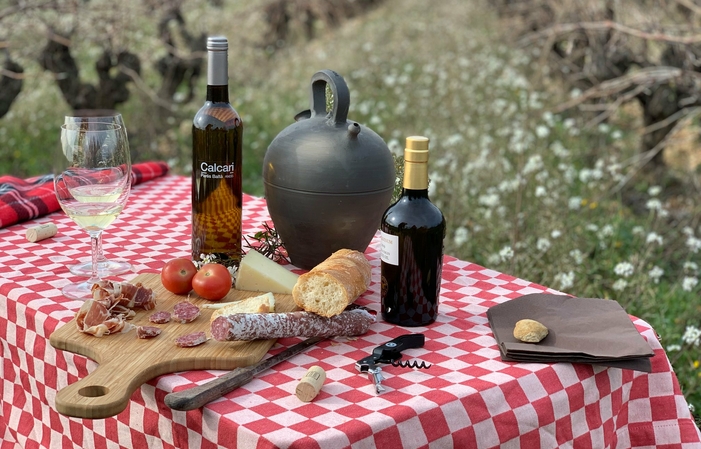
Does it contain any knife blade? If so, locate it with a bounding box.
[164,336,324,411]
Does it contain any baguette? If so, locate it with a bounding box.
[292,249,371,317]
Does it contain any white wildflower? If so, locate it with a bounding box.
[682,325,701,346]
[612,279,628,291]
[568,197,582,210]
[585,224,599,232]
[453,226,469,246]
[684,262,699,273]
[535,186,547,197]
[599,224,615,238]
[536,238,551,252]
[648,266,664,284]
[682,227,694,237]
[682,276,698,292]
[646,198,663,211]
[535,125,550,138]
[611,130,623,140]
[666,344,682,352]
[598,123,610,134]
[554,271,575,290]
[487,253,501,266]
[648,185,662,197]
[614,262,635,278]
[551,229,562,239]
[569,249,584,265]
[646,232,663,246]
[523,154,544,175]
[499,246,514,262]
[478,193,501,208]
[686,236,701,253]
[632,226,645,236]
[550,141,570,158]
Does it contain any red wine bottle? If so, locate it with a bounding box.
[380,136,445,326]
[191,36,243,266]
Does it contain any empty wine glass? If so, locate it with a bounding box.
[55,122,131,300]
[64,112,133,277]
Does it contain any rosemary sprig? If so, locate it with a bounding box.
[243,222,290,264]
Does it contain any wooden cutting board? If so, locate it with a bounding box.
[49,273,298,419]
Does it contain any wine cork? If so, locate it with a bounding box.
[26,223,58,243]
[295,366,326,402]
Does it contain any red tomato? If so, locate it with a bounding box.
[161,258,198,294]
[192,263,232,301]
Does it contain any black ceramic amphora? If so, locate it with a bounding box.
[263,69,395,269]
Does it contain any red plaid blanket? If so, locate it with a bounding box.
[0,161,169,229]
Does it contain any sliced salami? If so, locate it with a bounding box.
[136,326,162,339]
[149,311,172,324]
[175,331,208,348]
[173,301,200,323]
[210,307,375,341]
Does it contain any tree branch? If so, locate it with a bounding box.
[519,20,701,47]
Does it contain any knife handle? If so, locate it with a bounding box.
[164,367,255,411]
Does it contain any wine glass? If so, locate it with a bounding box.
[55,122,131,300]
[64,112,133,277]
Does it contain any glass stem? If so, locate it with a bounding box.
[96,232,108,264]
[88,230,102,286]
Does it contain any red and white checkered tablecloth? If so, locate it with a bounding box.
[1,175,699,449]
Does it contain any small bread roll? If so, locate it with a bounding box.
[292,249,371,317]
[514,319,548,343]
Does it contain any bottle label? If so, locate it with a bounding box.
[198,161,236,180]
[380,231,399,265]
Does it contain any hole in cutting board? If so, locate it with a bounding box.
[79,385,108,397]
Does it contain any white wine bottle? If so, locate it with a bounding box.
[380,136,445,326]
[192,36,243,266]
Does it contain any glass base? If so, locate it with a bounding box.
[62,280,99,300]
[69,259,133,277]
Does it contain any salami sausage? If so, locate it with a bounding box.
[173,301,200,323]
[149,311,172,324]
[210,307,375,341]
[175,331,208,348]
[136,326,162,339]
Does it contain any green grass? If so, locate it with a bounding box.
[2,0,700,420]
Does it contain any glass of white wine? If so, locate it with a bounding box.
[64,112,133,277]
[55,122,131,300]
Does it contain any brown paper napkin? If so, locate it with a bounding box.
[487,293,654,372]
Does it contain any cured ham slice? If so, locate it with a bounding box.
[75,300,134,337]
[91,280,157,311]
[74,281,157,337]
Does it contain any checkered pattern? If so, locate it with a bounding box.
[0,175,699,449]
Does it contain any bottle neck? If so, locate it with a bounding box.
[403,159,428,192]
[206,85,229,103]
[207,47,229,102]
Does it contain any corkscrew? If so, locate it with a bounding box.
[391,359,431,369]
[355,333,430,394]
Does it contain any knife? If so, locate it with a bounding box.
[164,336,324,411]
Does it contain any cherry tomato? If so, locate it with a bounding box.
[161,258,198,294]
[192,263,232,301]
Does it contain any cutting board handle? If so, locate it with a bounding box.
[55,355,151,419]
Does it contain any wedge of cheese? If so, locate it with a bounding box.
[234,249,299,294]
[208,292,275,322]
